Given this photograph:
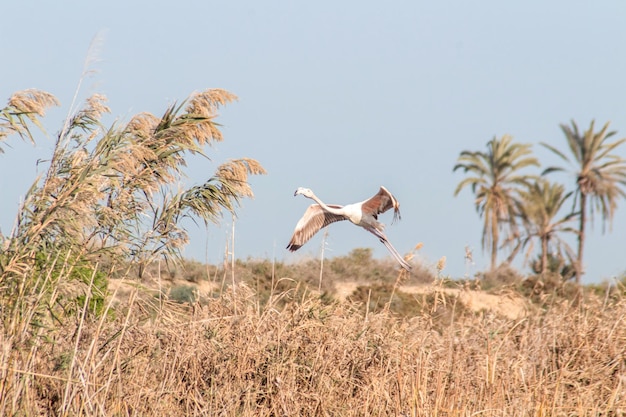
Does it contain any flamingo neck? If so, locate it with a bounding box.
[310,194,342,215]
[309,193,363,224]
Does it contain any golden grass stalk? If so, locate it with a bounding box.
[436,256,447,274]
[0,85,266,395]
[2,86,265,282]
[2,280,625,416]
[0,89,59,148]
[8,89,59,117]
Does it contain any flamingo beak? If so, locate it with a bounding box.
[293,189,298,196]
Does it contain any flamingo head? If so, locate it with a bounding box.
[294,187,314,198]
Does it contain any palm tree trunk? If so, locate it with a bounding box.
[541,237,548,275]
[491,210,498,270]
[504,239,522,264]
[576,192,587,284]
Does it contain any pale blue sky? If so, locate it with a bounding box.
[2,1,626,283]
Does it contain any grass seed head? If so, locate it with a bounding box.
[8,89,59,116]
[436,256,447,273]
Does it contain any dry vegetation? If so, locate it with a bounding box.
[2,87,626,415]
[1,262,626,416]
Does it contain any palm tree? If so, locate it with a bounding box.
[454,135,539,270]
[542,120,626,283]
[514,179,578,275]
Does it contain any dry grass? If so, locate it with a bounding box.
[2,85,625,415]
[0,89,59,148]
[1,276,625,416]
[2,87,265,283]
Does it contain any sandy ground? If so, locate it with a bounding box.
[108,278,528,320]
[335,282,528,320]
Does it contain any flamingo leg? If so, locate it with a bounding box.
[364,227,412,271]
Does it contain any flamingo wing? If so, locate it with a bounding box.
[287,204,346,251]
[361,186,402,223]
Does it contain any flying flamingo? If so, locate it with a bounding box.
[287,186,412,271]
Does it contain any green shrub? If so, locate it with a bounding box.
[168,285,197,304]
